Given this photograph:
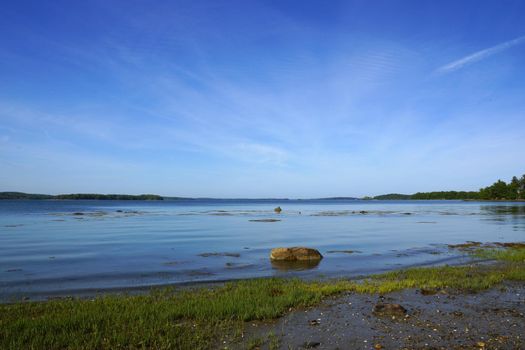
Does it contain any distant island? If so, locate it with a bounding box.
[0,192,164,200]
[2,174,524,201]
[371,174,525,201]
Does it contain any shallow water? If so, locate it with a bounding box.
[1,200,524,301]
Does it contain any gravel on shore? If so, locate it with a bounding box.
[237,282,525,350]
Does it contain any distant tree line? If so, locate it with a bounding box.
[411,191,481,200]
[372,174,525,201]
[478,175,525,200]
[54,194,164,200]
[0,192,164,200]
[0,192,54,200]
[372,193,412,200]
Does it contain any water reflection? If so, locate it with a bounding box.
[271,260,321,271]
[480,205,525,216]
[480,205,525,230]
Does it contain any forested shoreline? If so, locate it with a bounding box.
[0,192,163,200]
[373,174,525,200]
[2,174,525,201]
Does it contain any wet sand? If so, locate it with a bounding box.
[237,282,525,349]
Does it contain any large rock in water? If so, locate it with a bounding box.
[270,247,323,261]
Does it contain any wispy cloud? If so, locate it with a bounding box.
[436,35,525,74]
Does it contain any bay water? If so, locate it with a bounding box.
[1,200,524,301]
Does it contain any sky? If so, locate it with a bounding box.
[1,0,524,198]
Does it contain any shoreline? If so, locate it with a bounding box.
[2,244,524,349]
[0,242,519,304]
[0,255,475,304]
[0,251,474,304]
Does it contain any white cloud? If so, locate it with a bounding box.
[436,35,525,74]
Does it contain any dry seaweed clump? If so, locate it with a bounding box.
[494,242,525,248]
[448,241,482,250]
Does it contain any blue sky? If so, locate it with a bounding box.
[1,0,524,197]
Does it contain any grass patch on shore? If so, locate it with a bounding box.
[2,247,525,350]
[472,246,525,262]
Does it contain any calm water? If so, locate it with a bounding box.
[1,200,524,301]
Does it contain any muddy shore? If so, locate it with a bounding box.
[236,282,525,350]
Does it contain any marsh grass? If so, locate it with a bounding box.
[472,246,525,262]
[2,247,525,349]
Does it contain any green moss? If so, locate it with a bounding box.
[2,247,525,349]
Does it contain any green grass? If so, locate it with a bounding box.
[2,247,525,350]
[472,247,525,262]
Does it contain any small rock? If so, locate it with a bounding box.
[420,288,438,296]
[373,303,407,316]
[301,341,320,349]
[309,319,320,326]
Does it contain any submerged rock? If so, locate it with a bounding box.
[198,252,240,258]
[225,262,253,269]
[270,247,323,261]
[326,250,361,254]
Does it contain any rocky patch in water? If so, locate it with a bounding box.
[198,252,241,258]
[448,241,525,251]
[225,262,254,269]
[326,250,361,254]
